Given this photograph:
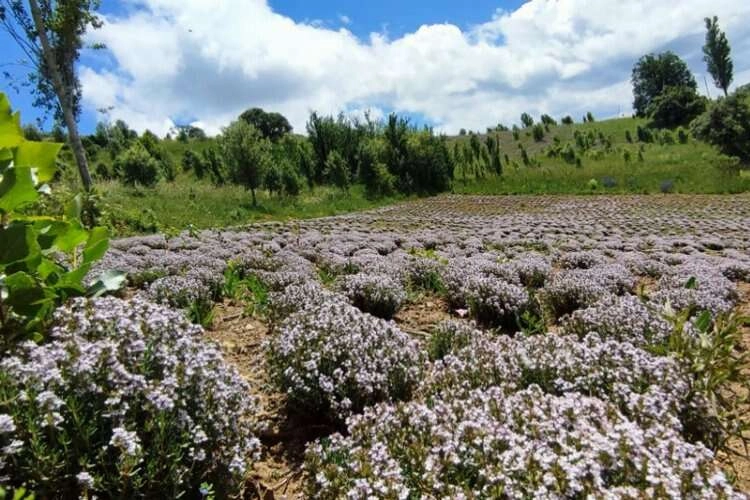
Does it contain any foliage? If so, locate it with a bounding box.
[0,93,123,346]
[239,107,292,141]
[690,92,750,162]
[632,52,697,116]
[531,123,545,141]
[0,297,261,498]
[358,137,395,198]
[324,150,350,192]
[114,142,160,187]
[520,112,534,128]
[646,85,707,129]
[220,120,272,206]
[703,16,733,96]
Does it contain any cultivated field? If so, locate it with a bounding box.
[9,195,750,498]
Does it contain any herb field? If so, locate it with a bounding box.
[3,194,750,498]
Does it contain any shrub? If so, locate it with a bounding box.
[221,120,272,206]
[531,123,545,142]
[0,297,261,498]
[602,175,617,188]
[690,92,750,162]
[146,275,216,327]
[520,112,534,128]
[677,127,689,144]
[324,150,350,191]
[281,163,302,196]
[265,302,423,422]
[338,273,406,319]
[428,320,479,361]
[586,111,595,122]
[561,115,574,125]
[636,125,653,143]
[463,275,530,328]
[646,85,707,129]
[114,142,160,187]
[560,294,671,346]
[358,138,395,197]
[625,130,633,142]
[539,264,634,319]
[306,386,736,499]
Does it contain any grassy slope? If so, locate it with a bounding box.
[450,116,750,194]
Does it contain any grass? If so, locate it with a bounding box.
[451,116,750,194]
[97,178,403,236]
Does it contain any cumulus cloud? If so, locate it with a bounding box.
[80,0,750,136]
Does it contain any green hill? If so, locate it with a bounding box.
[450,115,750,195]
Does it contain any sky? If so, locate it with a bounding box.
[1,0,749,136]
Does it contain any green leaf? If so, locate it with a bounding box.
[0,167,38,213]
[0,147,12,173]
[684,276,697,289]
[3,271,52,316]
[65,193,82,220]
[54,263,91,295]
[14,140,62,182]
[0,223,41,269]
[82,226,109,264]
[695,310,712,332]
[87,269,126,297]
[0,93,23,149]
[37,220,89,254]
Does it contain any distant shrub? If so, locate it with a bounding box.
[587,178,599,190]
[520,112,534,128]
[359,138,395,197]
[646,85,707,129]
[622,149,632,163]
[114,142,160,187]
[586,111,595,122]
[181,149,203,173]
[281,163,303,196]
[677,127,689,144]
[561,115,574,125]
[511,126,520,140]
[659,130,675,145]
[636,125,653,143]
[625,130,633,143]
[690,92,750,162]
[264,164,283,196]
[266,302,423,422]
[531,123,545,142]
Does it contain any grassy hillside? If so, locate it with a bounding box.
[450,115,750,194]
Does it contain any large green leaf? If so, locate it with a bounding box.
[87,269,126,297]
[14,140,63,183]
[0,167,38,214]
[0,223,41,269]
[35,220,89,255]
[83,226,110,264]
[3,271,53,316]
[0,93,23,149]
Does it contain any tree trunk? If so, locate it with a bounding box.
[29,0,92,192]
[251,188,257,207]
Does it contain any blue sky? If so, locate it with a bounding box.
[1,0,749,136]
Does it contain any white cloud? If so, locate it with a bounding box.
[80,0,750,136]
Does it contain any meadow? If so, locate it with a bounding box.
[6,194,749,498]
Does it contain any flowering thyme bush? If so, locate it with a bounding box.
[428,320,481,360]
[0,297,261,498]
[146,274,216,326]
[337,273,407,319]
[306,386,739,499]
[266,302,423,422]
[539,264,635,319]
[560,294,672,346]
[420,333,697,434]
[463,275,530,328]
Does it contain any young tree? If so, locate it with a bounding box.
[221,120,271,206]
[691,92,750,162]
[520,113,534,128]
[631,52,697,116]
[703,16,733,97]
[0,0,102,191]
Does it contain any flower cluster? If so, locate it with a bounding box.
[265,301,424,422]
[560,294,672,346]
[0,297,261,498]
[539,264,635,318]
[462,274,530,328]
[337,273,407,319]
[306,386,738,499]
